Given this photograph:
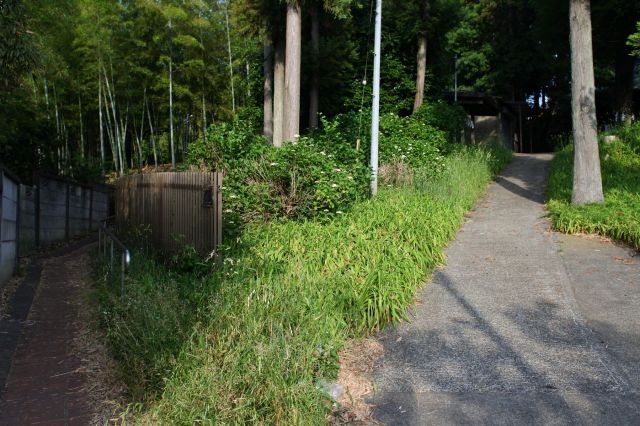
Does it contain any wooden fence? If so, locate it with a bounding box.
[115,172,222,255]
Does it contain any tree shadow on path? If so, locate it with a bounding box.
[371,271,640,425]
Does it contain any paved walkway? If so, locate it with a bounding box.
[0,243,94,425]
[370,154,640,425]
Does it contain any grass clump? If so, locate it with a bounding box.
[95,246,207,401]
[547,127,640,249]
[100,145,510,424]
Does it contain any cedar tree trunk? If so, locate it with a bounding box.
[284,1,301,142]
[273,34,285,147]
[263,30,274,143]
[413,0,429,113]
[569,0,603,205]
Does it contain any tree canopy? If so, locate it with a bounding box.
[1,0,639,181]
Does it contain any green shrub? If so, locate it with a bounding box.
[611,121,640,154]
[187,111,456,230]
[187,101,473,233]
[187,117,267,171]
[413,100,469,145]
[189,127,369,228]
[378,112,448,174]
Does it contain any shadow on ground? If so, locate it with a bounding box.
[494,155,550,203]
[370,269,640,425]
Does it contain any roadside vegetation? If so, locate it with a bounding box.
[547,123,640,249]
[96,103,510,423]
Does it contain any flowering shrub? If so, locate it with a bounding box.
[187,119,369,231]
[221,139,369,226]
[187,106,457,232]
[379,112,447,175]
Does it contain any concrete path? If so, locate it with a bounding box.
[370,154,640,425]
[0,243,95,425]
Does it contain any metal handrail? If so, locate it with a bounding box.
[98,216,131,299]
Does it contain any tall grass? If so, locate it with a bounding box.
[547,136,640,249]
[100,146,511,424]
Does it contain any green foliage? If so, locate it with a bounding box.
[413,100,468,147]
[188,116,370,228]
[188,106,464,231]
[187,114,265,170]
[3,0,639,181]
[96,251,196,400]
[378,112,447,172]
[97,147,511,423]
[446,2,493,91]
[343,54,416,115]
[613,120,640,153]
[629,21,640,57]
[0,0,38,89]
[547,129,640,250]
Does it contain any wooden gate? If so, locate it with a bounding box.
[115,172,222,255]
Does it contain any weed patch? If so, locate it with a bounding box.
[98,146,510,423]
[547,134,640,249]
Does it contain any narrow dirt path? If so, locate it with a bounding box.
[369,154,640,425]
[0,242,119,425]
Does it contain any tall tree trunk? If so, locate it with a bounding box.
[273,34,285,147]
[52,84,62,173]
[202,92,207,137]
[137,89,146,169]
[52,85,60,142]
[78,96,85,159]
[263,27,274,143]
[169,57,176,170]
[146,100,158,168]
[120,107,128,174]
[225,3,236,115]
[413,0,429,113]
[246,60,251,99]
[43,78,50,121]
[284,1,302,142]
[308,5,320,128]
[569,0,603,205]
[413,36,427,113]
[102,67,124,175]
[109,60,126,175]
[99,77,105,175]
[101,83,118,174]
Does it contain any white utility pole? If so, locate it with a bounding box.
[454,54,458,103]
[370,0,382,196]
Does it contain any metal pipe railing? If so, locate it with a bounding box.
[98,216,131,299]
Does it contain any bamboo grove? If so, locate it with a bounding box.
[1,0,639,181]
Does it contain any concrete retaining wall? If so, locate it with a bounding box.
[1,170,111,288]
[19,185,36,254]
[1,170,19,286]
[34,176,110,247]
